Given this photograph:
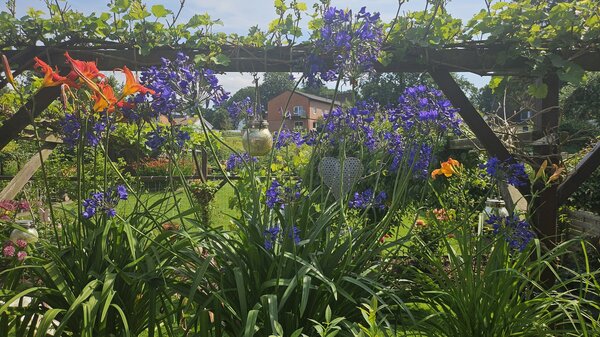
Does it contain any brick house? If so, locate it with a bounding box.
[267,90,340,132]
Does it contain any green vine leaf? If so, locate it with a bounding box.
[211,54,231,66]
[527,83,548,98]
[489,76,504,93]
[557,62,585,84]
[151,5,172,19]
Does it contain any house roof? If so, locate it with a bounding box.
[277,90,341,105]
[158,115,214,130]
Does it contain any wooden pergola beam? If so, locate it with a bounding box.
[430,71,511,159]
[0,86,61,151]
[0,143,56,200]
[558,140,600,205]
[3,45,599,75]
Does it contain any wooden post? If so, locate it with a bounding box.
[529,74,561,286]
[0,143,56,200]
[201,148,208,182]
[192,148,210,183]
[531,74,561,245]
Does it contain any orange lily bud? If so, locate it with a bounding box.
[60,84,69,110]
[2,54,15,88]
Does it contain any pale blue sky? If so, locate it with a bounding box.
[16,0,490,93]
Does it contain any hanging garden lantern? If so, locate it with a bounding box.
[240,74,273,156]
[242,120,273,156]
[477,198,510,235]
[10,219,39,244]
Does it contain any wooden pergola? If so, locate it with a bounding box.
[1,44,599,248]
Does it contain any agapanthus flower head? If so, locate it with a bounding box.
[349,189,387,210]
[61,113,113,148]
[263,226,281,250]
[263,225,301,250]
[320,100,379,150]
[226,152,257,172]
[226,97,254,121]
[306,6,383,85]
[144,126,190,152]
[482,157,529,187]
[82,185,128,219]
[140,54,229,122]
[266,179,283,209]
[392,86,461,136]
[486,215,535,251]
[145,128,166,152]
[274,128,304,149]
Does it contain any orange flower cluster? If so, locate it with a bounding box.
[32,52,154,113]
[431,157,460,179]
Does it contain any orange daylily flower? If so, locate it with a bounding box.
[431,157,461,179]
[64,52,104,81]
[33,57,74,88]
[118,66,155,98]
[92,82,118,112]
[548,164,564,183]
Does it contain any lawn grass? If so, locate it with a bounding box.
[53,183,240,228]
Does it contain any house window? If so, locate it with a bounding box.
[312,122,320,130]
[293,106,306,117]
[294,121,304,130]
[520,110,533,120]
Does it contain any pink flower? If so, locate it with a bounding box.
[17,200,30,211]
[16,239,27,249]
[3,244,15,257]
[16,251,27,261]
[0,200,17,211]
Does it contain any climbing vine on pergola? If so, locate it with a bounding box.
[1,0,599,249]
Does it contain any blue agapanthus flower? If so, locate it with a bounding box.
[274,128,304,149]
[227,96,254,122]
[140,52,229,122]
[263,225,301,250]
[225,152,257,172]
[482,157,529,187]
[61,113,113,148]
[263,226,281,250]
[349,189,388,210]
[82,185,128,219]
[486,215,535,251]
[266,179,283,209]
[306,6,383,86]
